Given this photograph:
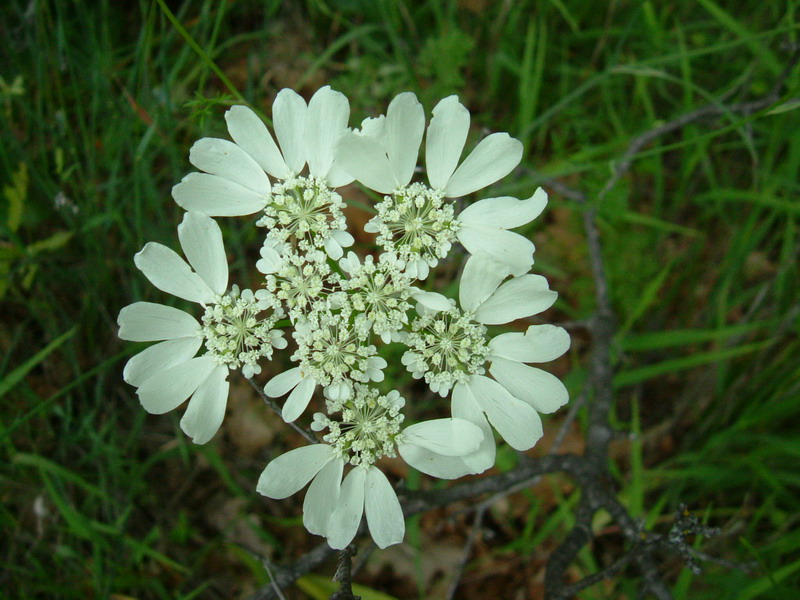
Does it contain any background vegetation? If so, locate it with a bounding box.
[1,0,798,598]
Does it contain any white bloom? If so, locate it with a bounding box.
[339,251,414,343]
[403,253,569,469]
[336,93,539,277]
[117,212,285,444]
[257,385,484,549]
[264,307,387,422]
[173,86,354,258]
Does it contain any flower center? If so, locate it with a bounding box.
[265,251,341,319]
[367,182,460,269]
[291,307,383,394]
[341,254,413,339]
[312,385,405,466]
[256,175,346,253]
[202,287,283,376]
[402,307,489,395]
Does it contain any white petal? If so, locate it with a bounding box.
[177,212,228,295]
[335,133,398,194]
[489,357,569,414]
[172,172,267,216]
[385,92,424,187]
[444,133,523,198]
[282,376,316,423]
[305,86,350,180]
[410,290,453,312]
[303,457,344,536]
[398,444,478,479]
[323,235,343,260]
[456,225,535,277]
[225,105,290,179]
[324,161,355,188]
[467,375,543,450]
[457,188,547,229]
[256,244,283,274]
[364,467,404,549]
[474,274,557,324]
[257,444,335,499]
[459,253,510,313]
[452,383,495,473]
[273,89,307,174]
[264,366,302,398]
[425,95,470,190]
[136,356,216,415]
[189,138,270,194]
[489,325,571,363]
[123,336,202,387]
[180,365,229,444]
[326,466,366,550]
[118,302,200,342]
[401,418,483,456]
[134,242,214,304]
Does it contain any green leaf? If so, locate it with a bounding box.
[27,230,73,254]
[296,574,402,600]
[3,162,27,233]
[0,326,77,397]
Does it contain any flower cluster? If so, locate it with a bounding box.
[117,86,569,550]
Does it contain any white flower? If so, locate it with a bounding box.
[117,212,286,444]
[339,251,414,343]
[173,86,355,258]
[257,385,484,549]
[264,306,388,422]
[336,93,540,277]
[403,253,569,470]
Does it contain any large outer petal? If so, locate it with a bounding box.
[123,336,202,387]
[456,225,535,277]
[385,92,424,187]
[457,188,547,229]
[364,467,404,549]
[177,212,228,295]
[451,383,496,473]
[326,467,366,550]
[257,444,334,499]
[400,418,483,456]
[136,356,217,415]
[467,375,543,451]
[335,133,398,194]
[398,444,478,479]
[180,365,229,444]
[189,138,270,194]
[118,302,200,342]
[444,133,523,198]
[264,366,302,398]
[172,172,268,216]
[273,89,307,174]
[489,325,571,363]
[459,253,510,313]
[489,357,569,414]
[134,242,214,304]
[281,376,316,423]
[303,457,344,536]
[305,86,350,181]
[474,274,557,324]
[425,95,470,190]
[225,105,290,179]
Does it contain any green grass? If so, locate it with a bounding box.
[1,0,799,598]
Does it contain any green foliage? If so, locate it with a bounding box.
[1,0,798,598]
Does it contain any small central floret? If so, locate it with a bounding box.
[365,183,460,277]
[340,253,413,341]
[264,250,343,320]
[292,307,387,400]
[312,385,405,466]
[257,175,347,253]
[402,307,489,396]
[202,287,285,378]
